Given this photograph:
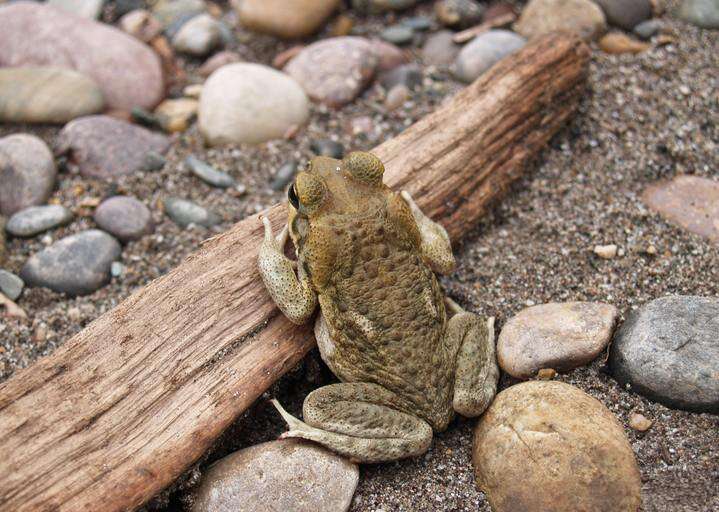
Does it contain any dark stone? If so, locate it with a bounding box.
[594,0,652,30]
[378,63,422,91]
[94,196,153,242]
[20,229,121,296]
[271,161,298,191]
[609,296,719,413]
[310,140,345,159]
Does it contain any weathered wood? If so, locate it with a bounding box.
[0,34,589,512]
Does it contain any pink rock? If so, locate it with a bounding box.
[369,38,409,72]
[0,2,164,111]
[285,36,378,108]
[643,176,719,243]
[199,50,242,77]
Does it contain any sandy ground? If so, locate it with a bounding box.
[1,1,717,511]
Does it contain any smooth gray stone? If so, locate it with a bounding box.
[164,197,220,228]
[610,295,719,413]
[186,155,235,188]
[270,161,297,191]
[0,269,24,300]
[633,19,663,39]
[594,0,652,30]
[310,139,344,159]
[678,0,719,29]
[94,195,153,242]
[380,24,414,45]
[6,205,73,237]
[452,29,526,83]
[20,229,121,296]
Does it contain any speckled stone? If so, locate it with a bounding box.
[609,295,719,413]
[6,205,73,238]
[0,67,104,124]
[678,0,719,29]
[421,30,461,67]
[55,115,170,180]
[199,63,309,145]
[642,176,719,243]
[497,302,619,379]
[0,2,163,111]
[0,270,24,301]
[473,381,642,512]
[237,0,341,39]
[0,134,56,216]
[20,229,121,296]
[452,30,526,83]
[285,37,378,107]
[164,197,220,228]
[94,196,153,242]
[191,440,359,512]
[514,0,607,41]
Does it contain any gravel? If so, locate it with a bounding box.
[0,1,717,511]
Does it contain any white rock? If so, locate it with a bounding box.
[199,63,309,145]
[593,244,618,259]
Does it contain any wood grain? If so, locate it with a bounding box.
[0,33,589,512]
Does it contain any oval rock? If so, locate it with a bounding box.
[0,67,104,124]
[452,30,526,83]
[0,2,164,111]
[0,134,56,216]
[237,0,341,39]
[20,229,121,296]
[56,115,170,179]
[473,381,641,512]
[94,196,153,242]
[497,302,619,379]
[199,63,309,145]
[609,295,719,413]
[6,205,73,238]
[192,439,358,512]
[164,197,220,228]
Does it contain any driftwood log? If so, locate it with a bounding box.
[0,33,589,512]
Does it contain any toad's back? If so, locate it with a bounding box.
[312,211,455,429]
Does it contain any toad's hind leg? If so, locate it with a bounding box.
[446,307,499,417]
[271,382,432,464]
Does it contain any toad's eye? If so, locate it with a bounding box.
[288,184,300,209]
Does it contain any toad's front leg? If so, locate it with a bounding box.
[258,216,317,324]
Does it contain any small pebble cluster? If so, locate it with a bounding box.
[0,1,717,512]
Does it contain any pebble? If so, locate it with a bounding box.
[380,24,415,45]
[186,155,235,188]
[351,0,417,14]
[421,30,461,67]
[6,205,73,238]
[593,243,618,259]
[594,0,652,30]
[0,2,163,111]
[403,16,432,31]
[599,32,651,54]
[609,295,719,413]
[191,440,358,512]
[643,175,719,243]
[155,98,198,133]
[678,0,719,29]
[199,63,309,145]
[435,0,484,29]
[310,139,345,159]
[140,151,167,173]
[633,18,663,39]
[513,0,607,41]
[172,13,221,56]
[473,381,641,512]
[378,63,422,91]
[236,0,341,39]
[20,229,121,296]
[199,50,242,76]
[164,197,220,228]
[384,84,410,111]
[497,302,619,379]
[271,161,298,191]
[536,368,556,380]
[285,37,378,108]
[55,115,171,180]
[370,39,409,72]
[94,196,153,242]
[152,0,206,28]
[0,67,104,124]
[629,412,653,432]
[0,270,24,301]
[452,30,526,83]
[47,0,104,19]
[119,9,164,43]
[110,261,124,278]
[0,134,57,216]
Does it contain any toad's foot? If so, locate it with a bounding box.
[258,216,316,324]
[271,382,432,464]
[401,190,455,275]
